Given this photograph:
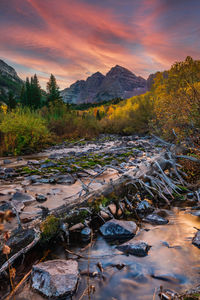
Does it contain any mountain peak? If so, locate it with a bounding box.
[61,65,147,104]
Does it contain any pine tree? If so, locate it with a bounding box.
[20,85,26,106]
[25,77,32,107]
[46,74,62,104]
[31,74,42,109]
[7,91,17,110]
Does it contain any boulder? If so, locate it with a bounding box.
[136,200,154,217]
[100,219,137,240]
[31,260,79,298]
[81,227,91,241]
[11,192,35,204]
[55,174,76,185]
[0,228,35,266]
[36,194,47,203]
[3,159,12,165]
[192,230,200,248]
[117,241,151,257]
[143,213,169,225]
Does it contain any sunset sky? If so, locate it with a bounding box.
[0,0,200,89]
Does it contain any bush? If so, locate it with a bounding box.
[0,107,51,155]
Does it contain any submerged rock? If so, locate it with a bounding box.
[100,219,137,240]
[192,230,200,248]
[31,260,79,298]
[143,213,169,225]
[117,241,151,257]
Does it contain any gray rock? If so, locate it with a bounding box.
[31,260,79,298]
[192,230,200,248]
[190,210,200,217]
[143,213,169,225]
[81,227,91,241]
[3,159,12,164]
[40,161,57,168]
[55,174,76,185]
[11,192,35,204]
[100,219,137,240]
[136,200,154,216]
[0,229,35,266]
[117,241,151,257]
[36,194,47,203]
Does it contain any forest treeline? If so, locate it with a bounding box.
[0,56,200,155]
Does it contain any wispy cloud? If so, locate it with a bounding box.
[0,0,200,89]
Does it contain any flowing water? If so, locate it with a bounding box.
[15,207,200,300]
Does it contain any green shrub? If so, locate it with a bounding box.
[0,107,51,155]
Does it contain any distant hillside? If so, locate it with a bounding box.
[61,65,147,104]
[0,59,23,102]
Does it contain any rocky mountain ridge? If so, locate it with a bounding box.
[61,65,147,104]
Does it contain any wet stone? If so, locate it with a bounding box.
[192,230,200,248]
[40,161,57,168]
[3,159,12,165]
[54,174,76,185]
[81,227,91,241]
[0,228,35,266]
[143,213,169,225]
[136,200,154,217]
[100,219,137,241]
[11,192,35,204]
[117,241,151,257]
[36,194,47,203]
[31,260,79,298]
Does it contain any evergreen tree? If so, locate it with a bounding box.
[46,74,62,104]
[25,77,32,107]
[7,91,17,110]
[20,84,27,106]
[31,74,42,109]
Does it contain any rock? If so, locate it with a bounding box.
[117,241,151,257]
[40,161,57,168]
[192,230,200,248]
[100,210,110,220]
[31,260,79,298]
[190,210,200,217]
[26,175,41,183]
[100,219,137,240]
[27,160,40,165]
[36,194,47,203]
[11,192,35,204]
[0,228,35,266]
[69,223,85,231]
[136,200,154,216]
[187,192,194,200]
[3,159,12,165]
[4,167,14,173]
[16,157,23,161]
[143,213,169,225]
[108,203,117,215]
[0,202,12,211]
[55,174,76,185]
[81,227,91,241]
